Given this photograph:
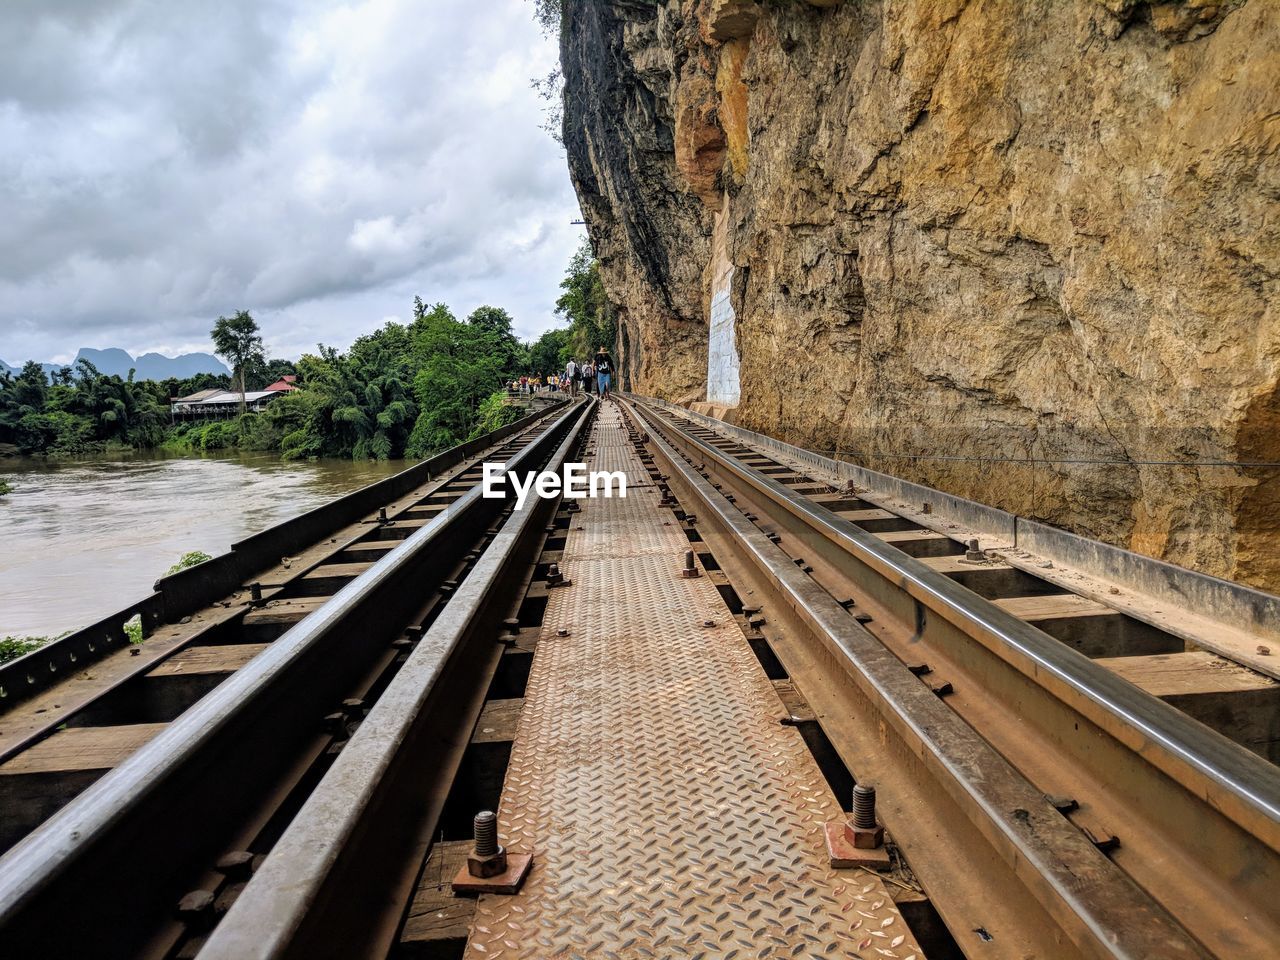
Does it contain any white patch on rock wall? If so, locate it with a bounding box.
[707,201,740,406]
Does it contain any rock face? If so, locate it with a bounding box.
[561,0,1280,590]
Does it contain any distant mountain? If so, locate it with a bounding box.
[75,347,138,376]
[1,348,229,381]
[0,359,61,378]
[131,351,230,380]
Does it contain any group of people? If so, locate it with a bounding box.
[563,347,614,400]
[509,347,615,401]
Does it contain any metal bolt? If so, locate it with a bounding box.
[682,550,700,578]
[377,506,388,523]
[474,811,499,857]
[249,582,263,602]
[853,783,877,829]
[503,618,521,635]
[547,563,562,584]
[965,539,984,562]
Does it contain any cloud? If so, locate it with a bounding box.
[0,0,581,365]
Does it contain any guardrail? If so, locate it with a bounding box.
[0,399,566,708]
[632,395,1280,648]
[0,398,584,960]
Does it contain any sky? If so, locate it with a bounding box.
[0,0,582,366]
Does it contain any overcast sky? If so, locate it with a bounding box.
[0,0,581,366]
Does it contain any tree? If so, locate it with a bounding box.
[555,237,616,358]
[211,310,266,413]
[528,328,570,377]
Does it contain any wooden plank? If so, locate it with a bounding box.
[301,561,373,581]
[148,644,269,678]
[1096,652,1280,762]
[399,841,476,951]
[917,554,1061,594]
[242,597,330,626]
[833,508,900,523]
[875,529,964,557]
[1096,652,1276,697]
[916,555,985,576]
[877,530,954,546]
[994,594,1117,622]
[1,723,169,776]
[343,538,403,553]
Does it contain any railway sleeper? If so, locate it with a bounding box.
[1096,651,1280,762]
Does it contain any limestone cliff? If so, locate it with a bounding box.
[560,0,1280,589]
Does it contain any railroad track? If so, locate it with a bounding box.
[0,397,565,851]
[1,391,1277,958]
[0,397,592,958]
[624,395,1280,958]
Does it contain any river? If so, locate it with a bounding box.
[0,450,404,638]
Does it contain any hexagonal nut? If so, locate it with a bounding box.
[850,824,884,850]
[467,846,508,878]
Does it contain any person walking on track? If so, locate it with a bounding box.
[595,346,614,400]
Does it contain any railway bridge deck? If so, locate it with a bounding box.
[0,394,1276,959]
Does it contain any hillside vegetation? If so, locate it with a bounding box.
[1,245,612,462]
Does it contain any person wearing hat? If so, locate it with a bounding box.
[595,346,614,400]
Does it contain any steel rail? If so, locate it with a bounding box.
[629,397,1279,957]
[198,401,594,960]
[633,398,1280,840]
[629,394,1280,957]
[0,398,585,960]
[636,394,1280,673]
[0,398,566,709]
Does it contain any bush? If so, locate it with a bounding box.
[166,550,213,575]
[0,633,70,665]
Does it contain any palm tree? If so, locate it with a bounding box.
[211,310,265,413]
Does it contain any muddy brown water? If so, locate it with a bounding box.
[0,450,403,638]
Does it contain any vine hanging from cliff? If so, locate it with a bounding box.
[527,0,565,143]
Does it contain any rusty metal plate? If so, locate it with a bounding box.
[465,405,921,959]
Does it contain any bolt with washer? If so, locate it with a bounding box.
[849,783,885,849]
[467,811,508,878]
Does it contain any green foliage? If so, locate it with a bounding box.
[469,390,522,439]
[556,237,616,359]
[404,301,517,457]
[528,328,571,376]
[0,360,168,455]
[0,479,10,496]
[529,0,562,34]
[1,259,602,464]
[0,632,69,665]
[166,551,213,575]
[124,616,143,644]
[527,2,564,140]
[211,310,266,409]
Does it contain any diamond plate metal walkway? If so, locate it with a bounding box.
[465,402,921,959]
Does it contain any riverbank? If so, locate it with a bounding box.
[0,449,403,638]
